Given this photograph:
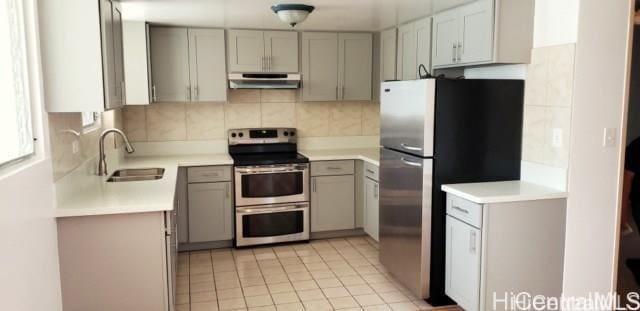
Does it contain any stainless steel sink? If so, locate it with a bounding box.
[107,168,165,182]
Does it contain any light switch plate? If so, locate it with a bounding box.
[72,140,80,154]
[603,128,617,147]
[552,128,563,148]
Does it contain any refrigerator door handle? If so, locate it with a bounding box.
[400,143,423,152]
[400,157,422,167]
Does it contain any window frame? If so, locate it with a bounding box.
[0,0,36,169]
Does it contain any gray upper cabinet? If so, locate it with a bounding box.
[188,29,228,102]
[112,4,125,106]
[40,0,125,112]
[458,0,493,64]
[227,30,265,72]
[302,32,373,101]
[380,28,397,82]
[431,0,534,69]
[228,29,299,73]
[396,16,431,80]
[396,23,416,81]
[432,9,459,67]
[187,182,233,243]
[338,33,373,101]
[149,27,227,103]
[302,32,339,101]
[264,31,299,73]
[149,27,191,102]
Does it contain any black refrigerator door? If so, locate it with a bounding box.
[428,79,524,305]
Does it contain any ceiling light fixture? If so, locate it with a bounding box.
[271,3,315,27]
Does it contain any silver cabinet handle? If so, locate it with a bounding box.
[335,86,338,99]
[452,205,469,214]
[152,84,157,102]
[452,43,457,63]
[366,169,375,174]
[400,143,423,151]
[326,166,342,170]
[457,42,462,62]
[400,157,422,167]
[470,230,477,254]
[374,183,379,199]
[342,86,345,100]
[186,85,191,101]
[194,86,199,101]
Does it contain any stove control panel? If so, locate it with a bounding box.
[228,128,297,145]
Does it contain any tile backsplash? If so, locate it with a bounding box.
[522,43,575,169]
[48,109,123,181]
[123,89,380,142]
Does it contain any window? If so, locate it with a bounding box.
[82,111,100,129]
[0,0,34,167]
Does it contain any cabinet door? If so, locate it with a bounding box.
[380,28,397,82]
[264,31,299,73]
[302,32,339,101]
[188,182,233,243]
[415,17,432,75]
[364,178,379,241]
[227,30,265,72]
[99,0,118,109]
[149,27,191,102]
[396,23,416,80]
[123,21,150,105]
[188,29,227,102]
[431,9,459,67]
[338,33,372,101]
[112,3,125,107]
[445,216,481,311]
[458,0,494,64]
[311,175,355,232]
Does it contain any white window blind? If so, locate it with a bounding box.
[0,0,34,166]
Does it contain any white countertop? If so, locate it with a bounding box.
[55,154,233,218]
[441,181,568,204]
[299,148,380,166]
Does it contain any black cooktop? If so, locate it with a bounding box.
[231,152,309,166]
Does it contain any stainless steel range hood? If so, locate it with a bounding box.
[228,73,301,89]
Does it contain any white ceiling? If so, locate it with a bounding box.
[120,0,476,31]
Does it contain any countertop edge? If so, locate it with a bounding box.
[441,182,569,204]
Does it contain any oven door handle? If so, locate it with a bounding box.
[236,167,308,174]
[237,205,307,214]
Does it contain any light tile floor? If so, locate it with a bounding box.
[176,236,462,311]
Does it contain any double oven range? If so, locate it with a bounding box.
[229,128,310,247]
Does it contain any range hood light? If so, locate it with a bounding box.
[271,4,315,27]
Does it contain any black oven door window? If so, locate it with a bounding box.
[241,172,303,198]
[242,211,304,237]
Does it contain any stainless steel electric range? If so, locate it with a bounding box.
[228,128,310,247]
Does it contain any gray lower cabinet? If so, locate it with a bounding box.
[187,181,233,243]
[363,177,379,241]
[310,162,356,232]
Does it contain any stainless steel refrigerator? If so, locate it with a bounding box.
[379,79,524,305]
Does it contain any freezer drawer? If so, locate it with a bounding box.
[380,80,435,157]
[379,148,433,299]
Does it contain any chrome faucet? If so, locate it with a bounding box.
[98,128,135,176]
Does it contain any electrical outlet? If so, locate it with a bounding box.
[603,128,617,147]
[72,140,80,154]
[552,128,563,148]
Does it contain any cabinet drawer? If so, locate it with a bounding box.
[311,160,355,176]
[187,166,231,183]
[446,194,483,228]
[364,162,379,181]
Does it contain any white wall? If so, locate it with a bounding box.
[0,0,62,309]
[563,0,633,297]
